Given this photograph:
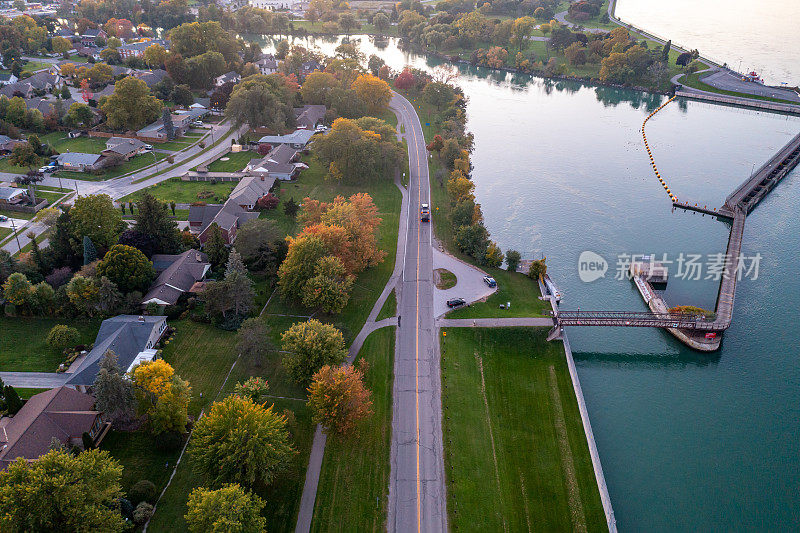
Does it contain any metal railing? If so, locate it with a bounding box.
[554,310,721,331]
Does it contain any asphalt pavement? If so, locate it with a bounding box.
[388,93,447,533]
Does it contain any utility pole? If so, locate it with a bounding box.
[9,217,21,253]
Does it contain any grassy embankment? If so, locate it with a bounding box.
[679,71,800,105]
[441,327,607,532]
[290,19,399,37]
[310,326,395,532]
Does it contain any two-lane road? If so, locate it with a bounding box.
[388,93,447,532]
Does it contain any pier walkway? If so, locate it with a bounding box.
[552,127,800,346]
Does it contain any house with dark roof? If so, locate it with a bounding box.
[132,69,169,87]
[79,28,106,47]
[55,152,104,172]
[215,71,241,87]
[257,129,315,150]
[0,82,33,99]
[0,186,27,204]
[299,60,323,80]
[0,72,17,86]
[118,39,169,59]
[189,201,260,245]
[103,137,146,160]
[294,105,326,130]
[25,97,77,117]
[0,387,106,469]
[26,70,62,92]
[137,108,205,140]
[246,144,301,180]
[255,55,278,75]
[56,28,78,42]
[65,315,168,390]
[142,250,210,306]
[0,135,25,153]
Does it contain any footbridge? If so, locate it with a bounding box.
[552,126,800,350]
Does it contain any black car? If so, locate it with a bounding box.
[446,297,466,308]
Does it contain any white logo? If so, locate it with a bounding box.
[578,251,608,282]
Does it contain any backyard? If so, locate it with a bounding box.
[0,316,101,372]
[119,178,237,205]
[440,327,607,532]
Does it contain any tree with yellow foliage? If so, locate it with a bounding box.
[131,359,191,435]
[350,74,391,114]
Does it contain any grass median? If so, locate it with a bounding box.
[311,326,395,532]
[441,327,607,532]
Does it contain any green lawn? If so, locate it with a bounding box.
[101,430,176,498]
[0,226,11,241]
[311,326,394,532]
[155,136,203,152]
[205,150,253,172]
[146,319,316,533]
[434,268,456,290]
[262,159,401,343]
[119,178,236,205]
[376,288,396,321]
[0,208,34,220]
[447,267,550,319]
[41,132,108,154]
[54,152,168,181]
[441,327,607,532]
[15,388,48,399]
[0,317,101,372]
[21,60,49,73]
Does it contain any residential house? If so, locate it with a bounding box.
[294,104,326,130]
[249,0,300,10]
[0,72,17,86]
[55,28,78,42]
[257,128,315,150]
[103,137,146,160]
[0,135,25,153]
[254,55,278,75]
[26,70,62,92]
[0,186,27,205]
[55,152,104,172]
[142,250,211,306]
[74,44,104,61]
[299,60,323,80]
[0,387,106,469]
[117,39,169,59]
[26,97,77,117]
[215,71,240,87]
[246,144,301,180]
[188,175,275,245]
[93,83,116,101]
[0,82,33,99]
[132,69,169,88]
[65,315,168,390]
[136,108,205,140]
[79,28,106,47]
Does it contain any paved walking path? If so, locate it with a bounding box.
[436,317,553,328]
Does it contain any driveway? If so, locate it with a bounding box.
[432,248,495,318]
[0,372,69,388]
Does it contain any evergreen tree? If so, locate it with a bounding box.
[82,235,97,265]
[133,192,181,254]
[93,351,136,424]
[204,223,229,270]
[283,197,299,218]
[162,107,175,140]
[662,39,671,61]
[28,232,46,273]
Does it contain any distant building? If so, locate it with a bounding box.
[257,128,315,150]
[65,315,168,390]
[0,387,107,469]
[117,39,169,59]
[102,137,147,160]
[137,108,206,140]
[142,250,211,307]
[0,72,17,86]
[0,82,33,99]
[299,60,323,80]
[215,71,241,87]
[294,104,326,130]
[132,69,170,88]
[0,186,27,205]
[254,55,278,75]
[55,152,104,172]
[249,0,300,10]
[79,28,106,47]
[25,70,62,92]
[246,143,301,180]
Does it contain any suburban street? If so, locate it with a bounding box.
[388,93,447,532]
[0,120,245,255]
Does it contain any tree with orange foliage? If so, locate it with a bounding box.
[351,73,391,113]
[307,363,373,436]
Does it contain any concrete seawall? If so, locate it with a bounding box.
[675,90,800,115]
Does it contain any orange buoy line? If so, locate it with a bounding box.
[641,95,678,203]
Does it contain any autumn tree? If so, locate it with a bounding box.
[97,244,154,293]
[277,233,329,301]
[0,448,125,532]
[131,359,191,435]
[185,484,266,533]
[299,71,340,105]
[52,36,72,54]
[189,395,295,489]
[233,377,270,404]
[308,364,372,435]
[302,255,354,314]
[422,81,456,110]
[2,272,31,306]
[143,43,168,68]
[65,102,94,128]
[65,275,100,316]
[281,319,347,386]
[351,73,392,114]
[102,76,162,131]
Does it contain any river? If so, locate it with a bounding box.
[615,0,800,86]
[257,35,800,531]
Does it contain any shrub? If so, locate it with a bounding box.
[133,502,154,525]
[46,324,80,353]
[129,480,157,505]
